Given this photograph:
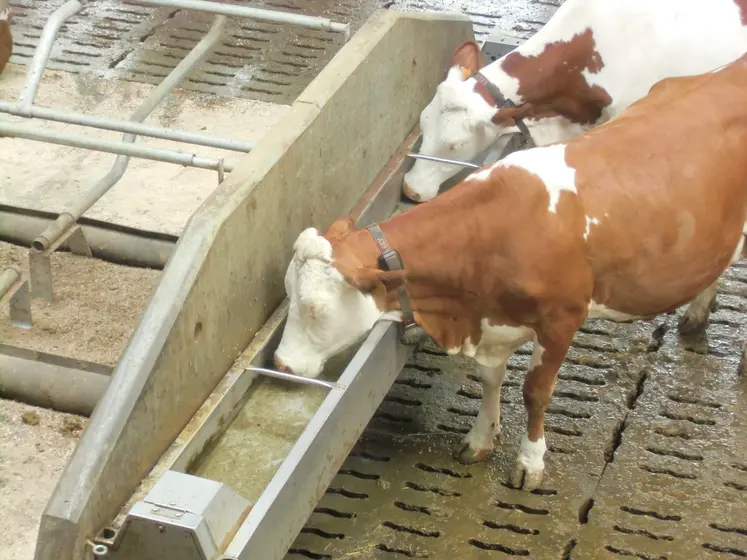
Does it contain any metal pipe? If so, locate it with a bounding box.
[246,367,339,390]
[406,152,481,169]
[0,102,254,152]
[0,207,175,269]
[0,122,236,172]
[0,351,110,417]
[132,0,350,37]
[0,267,20,298]
[28,15,230,252]
[19,0,83,110]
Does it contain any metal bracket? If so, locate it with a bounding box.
[100,470,251,560]
[29,223,93,302]
[0,267,33,328]
[480,32,523,63]
[65,225,93,257]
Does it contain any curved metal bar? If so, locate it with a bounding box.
[246,367,339,390]
[18,0,83,110]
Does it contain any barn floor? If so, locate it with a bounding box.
[287,262,747,560]
[3,0,747,559]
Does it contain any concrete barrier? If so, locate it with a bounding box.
[35,9,473,560]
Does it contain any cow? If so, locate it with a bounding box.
[403,0,747,203]
[273,53,747,491]
[0,6,11,77]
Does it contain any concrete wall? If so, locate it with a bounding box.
[35,10,473,560]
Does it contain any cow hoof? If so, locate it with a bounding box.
[455,443,491,465]
[677,311,707,336]
[509,461,544,491]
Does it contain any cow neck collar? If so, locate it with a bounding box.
[366,223,420,333]
[461,66,535,148]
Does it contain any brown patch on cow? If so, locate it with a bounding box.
[498,28,612,126]
[451,41,484,76]
[734,0,747,25]
[565,53,747,316]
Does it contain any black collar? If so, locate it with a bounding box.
[366,223,418,331]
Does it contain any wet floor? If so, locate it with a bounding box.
[286,263,747,559]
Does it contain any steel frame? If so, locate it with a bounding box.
[0,0,350,306]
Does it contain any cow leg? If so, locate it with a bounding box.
[457,363,507,464]
[678,280,719,335]
[739,340,747,376]
[510,325,578,491]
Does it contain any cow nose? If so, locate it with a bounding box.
[273,354,291,373]
[402,180,421,202]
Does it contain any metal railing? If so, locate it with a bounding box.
[0,0,351,306]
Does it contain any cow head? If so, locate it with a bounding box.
[403,41,532,202]
[273,219,405,378]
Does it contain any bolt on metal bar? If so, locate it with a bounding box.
[18,0,83,111]
[131,0,350,39]
[406,152,481,169]
[0,122,236,172]
[245,367,339,390]
[0,102,254,152]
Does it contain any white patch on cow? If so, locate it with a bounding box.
[584,216,599,240]
[730,232,745,264]
[456,320,534,368]
[516,433,547,473]
[274,228,384,378]
[588,301,638,322]
[496,144,577,213]
[464,364,507,452]
[529,341,545,370]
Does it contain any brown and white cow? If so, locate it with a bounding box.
[274,53,747,490]
[403,0,747,202]
[0,6,11,77]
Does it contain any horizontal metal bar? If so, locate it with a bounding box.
[246,367,339,390]
[0,348,110,416]
[0,122,236,171]
[130,0,350,37]
[19,0,83,109]
[406,152,481,169]
[0,102,254,153]
[0,206,176,269]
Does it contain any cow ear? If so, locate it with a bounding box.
[337,265,407,294]
[451,41,483,76]
[491,103,535,126]
[324,216,355,242]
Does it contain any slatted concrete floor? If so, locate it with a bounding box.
[7,0,559,104]
[287,262,747,559]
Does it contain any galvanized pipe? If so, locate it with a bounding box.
[0,122,236,173]
[0,267,20,299]
[27,15,230,252]
[18,0,83,110]
[246,367,339,390]
[132,0,350,38]
[0,207,175,269]
[0,351,110,417]
[0,101,254,152]
[406,152,481,169]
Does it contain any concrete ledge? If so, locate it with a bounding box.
[35,10,473,560]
